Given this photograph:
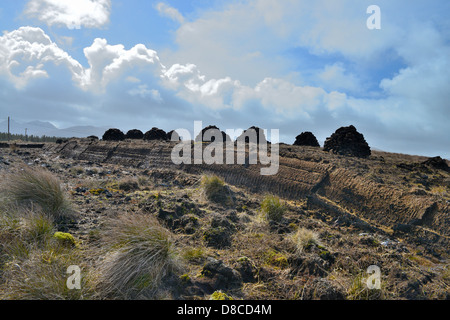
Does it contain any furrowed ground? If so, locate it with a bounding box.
[0,139,448,300]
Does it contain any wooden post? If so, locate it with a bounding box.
[8,116,10,142]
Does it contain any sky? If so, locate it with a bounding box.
[0,0,449,158]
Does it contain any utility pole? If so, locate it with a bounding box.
[25,128,28,142]
[8,116,10,142]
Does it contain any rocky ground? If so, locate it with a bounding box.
[0,140,449,300]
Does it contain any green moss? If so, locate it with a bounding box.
[237,256,250,263]
[53,232,78,248]
[182,247,205,262]
[89,188,105,196]
[180,274,191,284]
[210,290,234,300]
[265,249,288,269]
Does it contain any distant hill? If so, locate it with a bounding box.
[0,119,108,139]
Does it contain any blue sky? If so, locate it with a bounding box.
[0,0,449,158]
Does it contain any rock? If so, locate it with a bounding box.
[422,156,449,172]
[236,126,267,144]
[323,125,371,158]
[144,127,168,141]
[102,128,125,141]
[195,125,231,143]
[293,131,320,147]
[125,129,144,140]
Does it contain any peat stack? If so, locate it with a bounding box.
[422,156,449,172]
[126,129,144,140]
[87,135,99,141]
[195,125,231,143]
[144,127,168,141]
[236,126,267,144]
[167,130,181,141]
[293,132,320,147]
[102,128,125,141]
[323,125,371,158]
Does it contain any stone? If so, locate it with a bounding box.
[323,125,371,158]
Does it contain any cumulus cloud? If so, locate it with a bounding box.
[81,38,163,92]
[1,3,449,159]
[24,0,111,29]
[0,26,84,89]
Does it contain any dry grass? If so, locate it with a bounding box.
[1,167,74,222]
[92,213,181,299]
[0,205,87,300]
[289,227,320,254]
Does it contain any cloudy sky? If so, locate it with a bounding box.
[0,0,449,158]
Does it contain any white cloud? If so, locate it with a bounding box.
[0,26,84,89]
[155,2,185,24]
[80,38,163,92]
[24,0,111,29]
[316,63,361,93]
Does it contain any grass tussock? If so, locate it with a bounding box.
[260,194,286,222]
[1,167,74,222]
[0,205,87,300]
[92,213,181,299]
[201,175,233,205]
[290,227,320,253]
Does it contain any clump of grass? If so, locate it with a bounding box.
[118,178,140,192]
[347,272,384,300]
[260,194,286,222]
[0,205,87,300]
[290,227,320,253]
[182,247,205,263]
[1,167,73,222]
[201,175,232,204]
[93,213,181,299]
